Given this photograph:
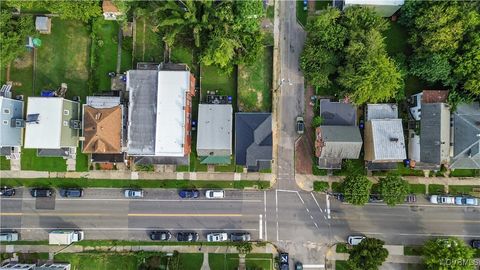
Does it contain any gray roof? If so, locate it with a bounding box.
[319,99,357,126]
[450,102,480,169]
[0,97,23,147]
[369,119,406,161]
[126,70,157,155]
[317,126,362,159]
[197,104,233,156]
[235,113,272,170]
[420,103,450,165]
[343,0,404,17]
[366,103,398,120]
[35,16,49,31]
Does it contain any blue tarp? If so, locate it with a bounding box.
[41,90,55,97]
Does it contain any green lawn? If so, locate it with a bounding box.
[333,159,366,176]
[238,46,273,112]
[448,185,480,196]
[76,147,89,172]
[6,51,34,97]
[246,253,273,270]
[55,252,140,270]
[120,36,133,72]
[428,184,445,194]
[409,184,426,194]
[215,158,237,172]
[336,243,349,253]
[21,148,66,172]
[296,0,308,27]
[177,253,204,270]
[335,260,349,270]
[266,5,274,20]
[332,182,342,193]
[34,18,91,101]
[171,45,195,73]
[133,14,164,64]
[313,181,329,192]
[92,19,119,92]
[0,156,10,170]
[1,178,270,190]
[450,169,480,177]
[200,64,237,106]
[209,253,239,270]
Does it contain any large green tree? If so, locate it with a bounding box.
[347,238,389,270]
[342,174,372,205]
[423,238,475,270]
[6,1,101,22]
[0,11,35,68]
[378,175,409,206]
[301,6,402,104]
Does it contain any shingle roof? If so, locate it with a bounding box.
[450,102,480,169]
[83,105,122,154]
[316,126,362,159]
[366,104,398,120]
[319,99,357,126]
[235,113,272,170]
[420,103,450,165]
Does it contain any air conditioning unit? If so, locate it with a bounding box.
[69,120,82,130]
[11,119,25,128]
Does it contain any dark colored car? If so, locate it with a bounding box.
[30,188,53,197]
[0,186,15,197]
[179,189,200,199]
[177,232,199,242]
[368,194,383,203]
[405,194,416,203]
[296,116,305,135]
[295,262,303,270]
[59,188,83,198]
[471,239,480,249]
[279,253,289,270]
[230,232,251,242]
[150,231,171,241]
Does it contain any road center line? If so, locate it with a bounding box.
[259,214,263,240]
[0,212,245,218]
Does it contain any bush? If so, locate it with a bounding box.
[313,181,329,192]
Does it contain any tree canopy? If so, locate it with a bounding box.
[400,0,480,96]
[0,11,35,68]
[153,0,264,71]
[378,175,409,206]
[301,6,403,104]
[6,1,102,22]
[423,238,475,270]
[342,174,372,205]
[347,238,389,270]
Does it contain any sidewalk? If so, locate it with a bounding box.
[296,174,480,192]
[0,170,273,182]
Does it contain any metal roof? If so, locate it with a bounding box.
[319,99,357,126]
[420,103,450,165]
[86,96,120,108]
[343,0,404,17]
[197,104,233,156]
[451,102,480,169]
[366,103,398,120]
[235,113,272,170]
[35,16,49,31]
[0,96,23,147]
[369,119,406,161]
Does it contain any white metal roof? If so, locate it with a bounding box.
[154,71,190,156]
[24,97,63,149]
[344,0,404,6]
[371,119,406,161]
[86,96,120,108]
[197,104,233,156]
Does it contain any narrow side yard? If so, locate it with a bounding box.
[133,13,164,64]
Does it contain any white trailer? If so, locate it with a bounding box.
[49,230,84,245]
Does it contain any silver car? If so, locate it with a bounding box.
[0,232,19,242]
[124,189,144,198]
[347,235,366,246]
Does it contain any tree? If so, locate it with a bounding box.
[6,1,101,22]
[454,31,480,95]
[378,175,409,206]
[423,238,475,270]
[342,174,372,205]
[0,11,35,68]
[312,116,323,127]
[347,238,389,270]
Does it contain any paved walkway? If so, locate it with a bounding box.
[0,170,273,182]
[297,174,480,192]
[200,252,210,270]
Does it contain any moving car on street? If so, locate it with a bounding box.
[178,189,200,199]
[207,232,228,242]
[0,186,15,197]
[205,190,225,199]
[59,188,83,198]
[347,235,366,246]
[430,195,455,204]
[124,189,144,198]
[177,232,199,242]
[150,231,171,241]
[230,232,251,242]
[30,188,53,197]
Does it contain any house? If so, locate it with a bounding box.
[409,90,449,120]
[339,0,405,17]
[197,104,233,164]
[24,97,80,157]
[235,113,272,172]
[315,126,362,169]
[0,95,24,158]
[35,16,51,34]
[0,263,70,270]
[450,102,480,169]
[102,0,123,20]
[364,104,406,170]
[316,99,361,169]
[82,96,124,162]
[126,63,195,165]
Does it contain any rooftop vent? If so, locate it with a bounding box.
[389,137,399,142]
[69,119,81,130]
[11,119,25,128]
[26,113,40,124]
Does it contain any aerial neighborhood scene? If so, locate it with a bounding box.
[1,0,480,269]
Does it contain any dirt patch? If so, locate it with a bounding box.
[13,53,33,69]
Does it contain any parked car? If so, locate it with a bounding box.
[59,188,83,198]
[205,190,225,199]
[347,235,366,246]
[124,189,144,198]
[178,189,200,199]
[471,239,480,249]
[207,232,228,242]
[334,193,344,202]
[230,232,251,242]
[30,188,53,198]
[0,186,15,197]
[295,262,303,270]
[0,232,19,242]
[405,194,416,203]
[296,116,305,135]
[150,231,171,241]
[430,195,455,204]
[368,194,383,203]
[279,253,289,270]
[177,232,199,242]
[454,196,479,206]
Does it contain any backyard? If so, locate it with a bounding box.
[133,12,164,64]
[91,19,120,91]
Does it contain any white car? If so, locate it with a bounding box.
[124,189,144,198]
[207,232,228,242]
[0,232,19,242]
[347,235,366,246]
[430,195,454,204]
[206,190,225,199]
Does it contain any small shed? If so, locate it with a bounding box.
[35,16,51,34]
[103,0,123,20]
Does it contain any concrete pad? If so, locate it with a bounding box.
[384,245,404,255]
[176,172,184,180]
[234,173,241,181]
[131,172,139,180]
